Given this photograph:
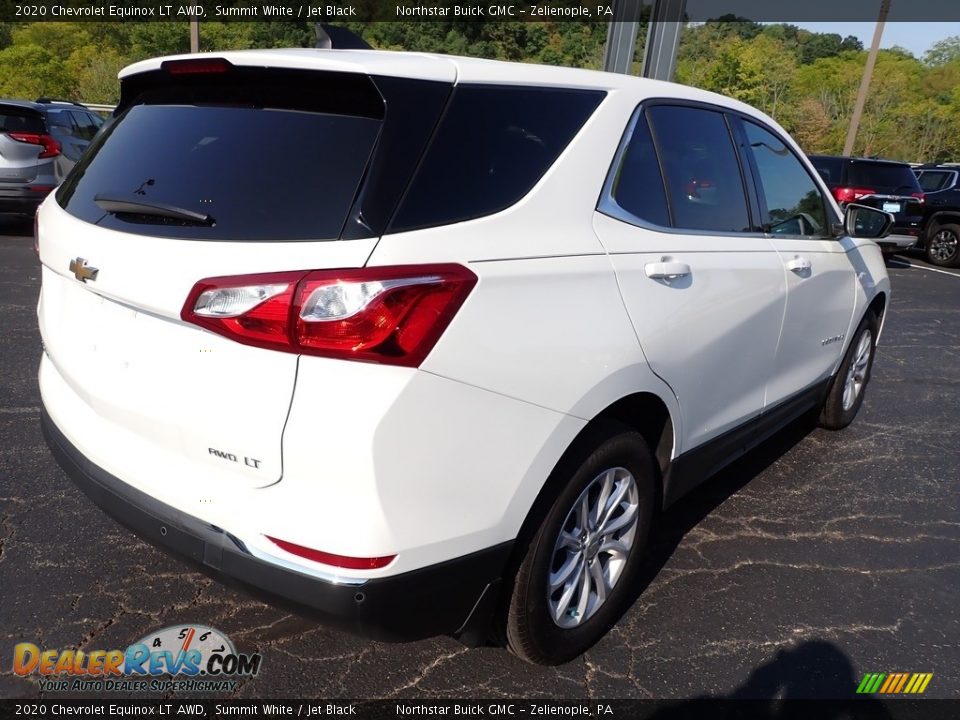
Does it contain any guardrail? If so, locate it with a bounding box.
[82,103,116,114]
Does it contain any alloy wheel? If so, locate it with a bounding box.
[842,330,873,411]
[930,229,959,264]
[547,467,640,628]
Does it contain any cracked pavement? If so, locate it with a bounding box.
[1,226,957,700]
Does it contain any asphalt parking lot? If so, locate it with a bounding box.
[1,223,958,701]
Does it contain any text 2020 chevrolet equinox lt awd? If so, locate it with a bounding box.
[38,49,893,665]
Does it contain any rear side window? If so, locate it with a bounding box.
[847,161,921,193]
[810,156,843,184]
[58,69,384,241]
[390,85,604,232]
[647,105,751,233]
[917,170,954,192]
[0,107,45,134]
[69,111,102,140]
[742,121,828,237]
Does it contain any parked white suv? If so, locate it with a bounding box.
[37,49,893,665]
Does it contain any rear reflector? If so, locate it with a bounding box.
[182,264,476,367]
[265,536,395,570]
[7,132,60,159]
[161,58,234,75]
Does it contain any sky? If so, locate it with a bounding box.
[792,22,960,59]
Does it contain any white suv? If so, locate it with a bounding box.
[37,49,893,665]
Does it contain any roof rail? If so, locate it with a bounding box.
[35,97,85,107]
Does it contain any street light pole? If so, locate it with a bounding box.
[843,0,891,157]
[190,17,200,53]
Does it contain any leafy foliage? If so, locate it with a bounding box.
[0,20,956,161]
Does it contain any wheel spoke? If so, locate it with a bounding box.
[575,562,592,620]
[589,558,608,603]
[594,469,615,529]
[551,560,582,623]
[558,530,580,551]
[599,537,630,560]
[597,478,630,531]
[601,502,638,536]
[579,493,592,533]
[549,551,583,591]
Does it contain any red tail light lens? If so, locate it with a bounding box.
[7,132,60,158]
[182,265,477,367]
[265,536,395,570]
[911,192,925,204]
[833,187,875,204]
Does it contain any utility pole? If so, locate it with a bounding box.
[190,17,200,53]
[843,0,891,156]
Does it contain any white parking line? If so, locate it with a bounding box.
[887,259,960,279]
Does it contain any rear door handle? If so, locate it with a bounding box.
[644,259,691,280]
[787,256,812,274]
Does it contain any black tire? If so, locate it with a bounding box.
[506,425,655,665]
[819,313,878,430]
[925,223,960,268]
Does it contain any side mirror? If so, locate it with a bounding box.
[844,203,894,239]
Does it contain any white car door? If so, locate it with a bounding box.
[592,102,787,456]
[734,118,857,406]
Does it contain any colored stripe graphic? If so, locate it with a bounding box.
[879,674,896,694]
[857,672,932,694]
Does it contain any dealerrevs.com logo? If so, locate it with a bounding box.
[13,625,261,693]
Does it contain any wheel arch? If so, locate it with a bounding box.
[924,212,960,240]
[488,390,675,644]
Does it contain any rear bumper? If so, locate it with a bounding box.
[0,193,44,217]
[878,233,918,251]
[41,408,511,643]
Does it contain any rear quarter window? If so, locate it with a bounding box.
[389,85,605,232]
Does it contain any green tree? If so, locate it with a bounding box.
[0,43,72,98]
[924,35,960,66]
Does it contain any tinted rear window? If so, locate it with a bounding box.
[0,106,44,134]
[390,85,604,232]
[847,161,921,192]
[57,70,383,241]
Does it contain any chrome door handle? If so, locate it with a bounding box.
[644,259,691,280]
[787,256,812,274]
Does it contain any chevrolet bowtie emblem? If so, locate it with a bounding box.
[69,257,99,283]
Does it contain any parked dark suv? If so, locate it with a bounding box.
[0,98,104,220]
[913,164,960,267]
[809,155,925,257]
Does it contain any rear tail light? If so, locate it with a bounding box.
[182,264,477,367]
[6,132,60,159]
[833,187,875,204]
[265,536,395,570]
[911,192,925,204]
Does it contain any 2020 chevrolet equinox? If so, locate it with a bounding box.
[38,49,893,665]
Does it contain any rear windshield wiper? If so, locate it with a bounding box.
[94,194,215,226]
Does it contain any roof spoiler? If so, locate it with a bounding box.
[314,23,372,50]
